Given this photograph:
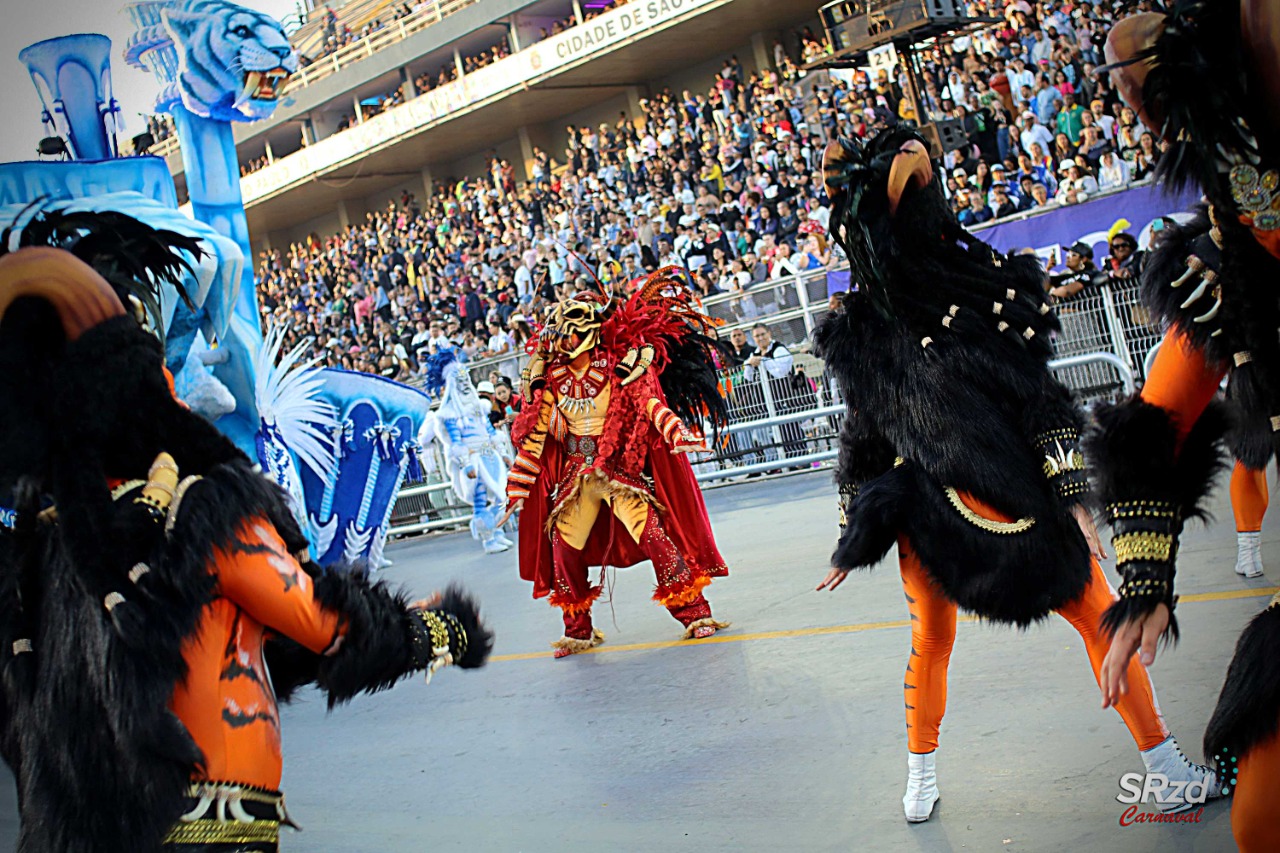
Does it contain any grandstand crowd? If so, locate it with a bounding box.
[256,0,1161,388]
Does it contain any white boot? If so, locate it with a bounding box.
[1140,736,1222,814]
[903,750,940,823]
[1235,531,1265,578]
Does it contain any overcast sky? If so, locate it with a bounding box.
[0,0,297,163]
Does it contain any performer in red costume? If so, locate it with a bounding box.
[502,270,731,657]
[1093,4,1280,849]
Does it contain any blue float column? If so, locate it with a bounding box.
[124,0,266,451]
[19,34,120,161]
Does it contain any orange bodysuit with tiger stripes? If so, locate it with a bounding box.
[169,518,342,790]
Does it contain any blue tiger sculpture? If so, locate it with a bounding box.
[149,0,297,123]
[121,0,431,564]
[124,0,300,451]
[3,3,431,566]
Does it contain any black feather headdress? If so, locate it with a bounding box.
[822,130,908,315]
[0,203,202,337]
[822,128,1059,359]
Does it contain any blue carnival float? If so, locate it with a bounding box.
[0,1,430,565]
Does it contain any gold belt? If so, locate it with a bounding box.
[164,781,293,846]
[164,819,279,846]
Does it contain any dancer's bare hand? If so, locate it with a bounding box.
[816,567,850,591]
[496,499,523,529]
[1073,504,1107,561]
[1100,604,1170,709]
[671,440,708,454]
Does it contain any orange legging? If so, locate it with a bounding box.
[899,496,1168,754]
[1231,461,1269,533]
[1233,727,1280,852]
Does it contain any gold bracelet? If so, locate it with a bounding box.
[420,611,455,684]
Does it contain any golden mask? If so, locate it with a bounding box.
[545,297,606,359]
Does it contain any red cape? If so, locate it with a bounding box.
[516,427,728,600]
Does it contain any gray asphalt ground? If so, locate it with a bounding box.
[0,469,1272,852]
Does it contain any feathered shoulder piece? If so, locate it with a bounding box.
[603,267,731,437]
[0,203,202,333]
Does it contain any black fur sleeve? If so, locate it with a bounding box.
[834,409,898,504]
[268,575,494,708]
[1084,397,1230,640]
[830,410,906,571]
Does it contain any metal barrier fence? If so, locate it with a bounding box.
[461,267,1156,400]
[387,266,1160,538]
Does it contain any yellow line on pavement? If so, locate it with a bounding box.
[487,586,1279,663]
[1179,586,1278,603]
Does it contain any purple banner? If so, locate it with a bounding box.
[972,182,1201,270]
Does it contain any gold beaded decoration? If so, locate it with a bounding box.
[1113,531,1175,565]
[1118,577,1171,598]
[420,611,455,684]
[943,487,1035,534]
[1231,164,1280,231]
[1107,501,1178,521]
[164,819,280,845]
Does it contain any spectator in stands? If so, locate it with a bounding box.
[1047,241,1097,301]
[1102,231,1144,282]
[743,322,806,466]
[1131,131,1163,181]
[1077,126,1111,171]
[257,0,1143,386]
[1096,149,1131,191]
[990,182,1019,218]
[1051,132,1078,166]
[1029,181,1052,209]
[1054,158,1098,204]
[958,190,994,226]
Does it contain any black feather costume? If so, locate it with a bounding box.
[818,128,1092,625]
[0,231,492,852]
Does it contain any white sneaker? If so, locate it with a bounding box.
[903,750,940,823]
[482,537,511,554]
[1235,531,1265,578]
[1140,736,1222,814]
